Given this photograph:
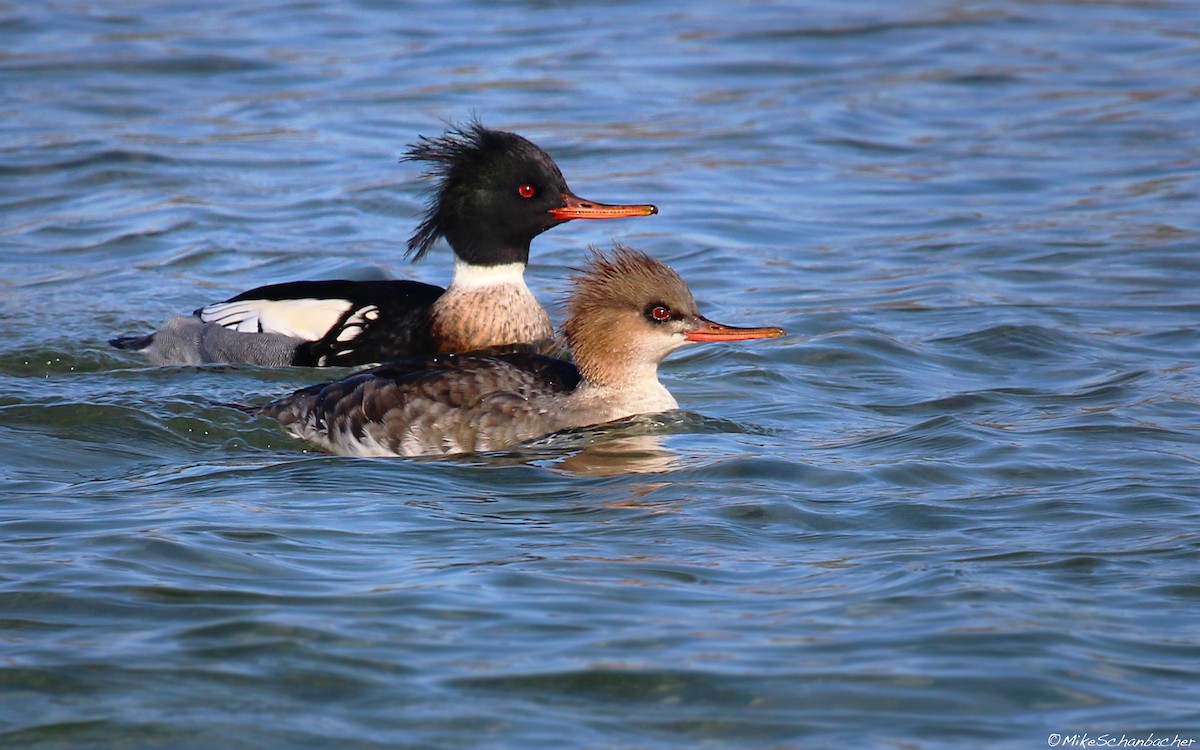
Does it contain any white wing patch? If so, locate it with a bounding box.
[198,298,354,340]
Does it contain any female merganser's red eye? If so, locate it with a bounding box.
[651,305,671,321]
[518,183,536,198]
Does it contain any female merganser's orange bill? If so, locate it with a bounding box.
[109,122,657,367]
[238,246,784,458]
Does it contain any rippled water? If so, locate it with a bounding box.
[4,1,1200,747]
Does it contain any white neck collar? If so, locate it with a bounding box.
[450,260,528,289]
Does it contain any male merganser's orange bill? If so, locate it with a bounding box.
[109,121,657,368]
[547,195,659,221]
[236,246,784,458]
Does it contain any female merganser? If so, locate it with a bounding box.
[237,245,784,457]
[109,122,657,367]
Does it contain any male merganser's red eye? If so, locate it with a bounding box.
[518,183,536,199]
[651,305,671,321]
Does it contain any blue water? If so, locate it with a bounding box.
[4,1,1200,747]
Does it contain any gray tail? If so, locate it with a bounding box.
[109,333,155,351]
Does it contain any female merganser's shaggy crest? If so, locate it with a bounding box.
[110,122,657,367]
[239,246,784,458]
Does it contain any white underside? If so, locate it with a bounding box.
[329,425,398,458]
[572,380,680,422]
[199,298,358,341]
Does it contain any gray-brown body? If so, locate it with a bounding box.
[255,352,593,457]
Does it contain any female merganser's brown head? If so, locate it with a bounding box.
[564,245,785,389]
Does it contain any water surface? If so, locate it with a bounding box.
[3,1,1200,747]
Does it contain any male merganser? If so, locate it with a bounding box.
[109,122,657,367]
[237,245,784,457]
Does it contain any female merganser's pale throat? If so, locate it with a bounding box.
[237,246,784,458]
[109,122,657,367]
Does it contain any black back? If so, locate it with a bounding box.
[205,279,445,367]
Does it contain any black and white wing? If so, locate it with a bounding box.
[195,279,446,366]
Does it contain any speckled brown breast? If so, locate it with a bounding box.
[429,283,553,353]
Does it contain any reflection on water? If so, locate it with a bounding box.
[549,434,681,477]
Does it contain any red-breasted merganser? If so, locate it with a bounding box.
[109,122,657,367]
[237,246,784,457]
